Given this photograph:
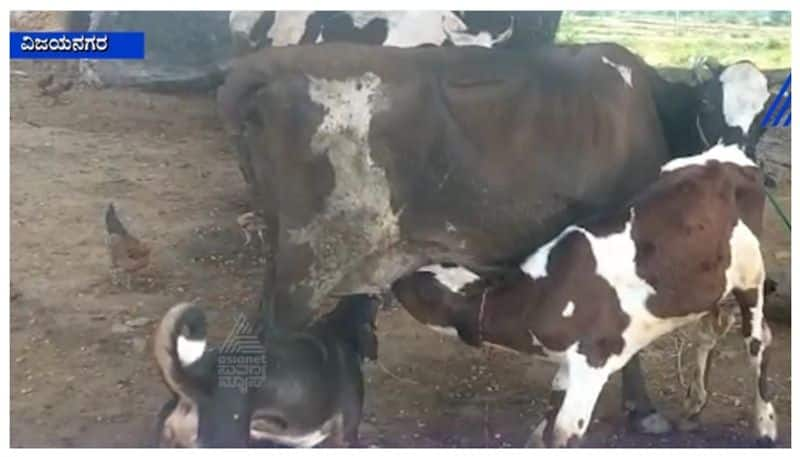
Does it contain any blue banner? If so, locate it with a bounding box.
[10,32,145,59]
[761,72,791,128]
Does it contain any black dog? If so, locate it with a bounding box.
[152,295,379,447]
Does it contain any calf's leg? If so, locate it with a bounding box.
[680,306,736,430]
[526,364,569,447]
[734,286,777,445]
[530,354,609,447]
[622,354,671,434]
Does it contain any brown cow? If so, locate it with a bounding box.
[391,143,775,447]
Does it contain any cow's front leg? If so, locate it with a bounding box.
[622,354,672,434]
[529,354,609,447]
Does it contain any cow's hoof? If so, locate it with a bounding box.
[631,411,672,435]
[755,436,776,448]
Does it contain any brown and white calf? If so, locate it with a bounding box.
[391,144,775,447]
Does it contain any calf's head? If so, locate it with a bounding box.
[391,266,484,346]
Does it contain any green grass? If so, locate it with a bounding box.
[556,13,790,69]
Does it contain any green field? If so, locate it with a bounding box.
[557,12,790,69]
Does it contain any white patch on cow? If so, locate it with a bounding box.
[548,352,609,447]
[443,14,514,47]
[418,264,480,293]
[267,11,314,46]
[347,11,388,29]
[289,73,398,306]
[229,11,265,39]
[176,335,206,367]
[661,143,757,173]
[382,11,454,47]
[576,210,656,360]
[562,300,575,318]
[335,11,507,48]
[601,56,633,88]
[250,414,340,448]
[427,324,459,338]
[520,229,574,279]
[723,219,765,298]
[719,62,770,134]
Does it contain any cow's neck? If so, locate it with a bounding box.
[463,274,547,354]
[647,71,708,159]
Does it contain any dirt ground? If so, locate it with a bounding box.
[9,59,791,448]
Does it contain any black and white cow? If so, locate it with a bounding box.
[392,144,775,446]
[205,42,774,446]
[228,11,561,54]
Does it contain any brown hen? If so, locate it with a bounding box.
[105,203,151,288]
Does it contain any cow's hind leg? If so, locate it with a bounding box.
[679,305,736,430]
[622,354,671,434]
[734,285,777,446]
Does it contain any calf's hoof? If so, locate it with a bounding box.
[524,421,546,448]
[755,436,776,448]
[630,411,672,435]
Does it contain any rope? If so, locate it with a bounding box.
[766,190,791,232]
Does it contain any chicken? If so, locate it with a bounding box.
[105,203,151,288]
[37,74,73,105]
[236,211,267,248]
